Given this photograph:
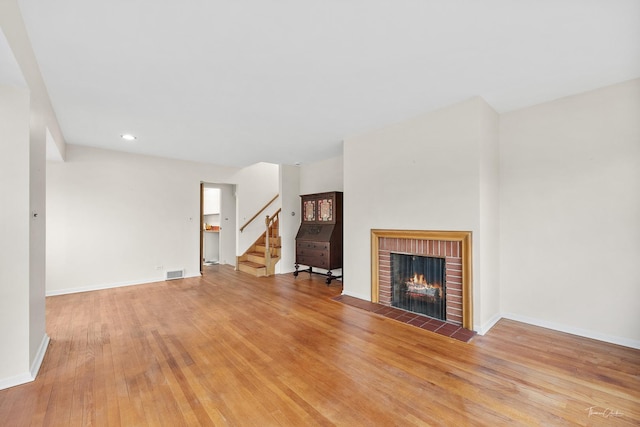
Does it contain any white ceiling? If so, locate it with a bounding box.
[15,0,640,167]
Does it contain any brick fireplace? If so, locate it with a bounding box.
[371,229,473,330]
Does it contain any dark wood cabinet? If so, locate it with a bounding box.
[294,191,343,284]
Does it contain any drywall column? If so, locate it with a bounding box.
[0,85,32,388]
[1,0,60,389]
[29,99,48,369]
[476,99,501,333]
[278,164,301,274]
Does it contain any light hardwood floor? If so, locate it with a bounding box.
[1,265,638,426]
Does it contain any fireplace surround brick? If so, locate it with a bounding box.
[378,237,463,326]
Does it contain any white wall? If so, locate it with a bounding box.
[218,184,236,265]
[29,99,48,369]
[343,98,500,331]
[477,99,501,332]
[234,162,280,255]
[278,165,301,274]
[299,155,343,195]
[46,145,240,294]
[203,187,220,215]
[0,84,51,389]
[499,79,640,347]
[0,85,31,385]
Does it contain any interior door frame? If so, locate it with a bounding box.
[199,182,204,275]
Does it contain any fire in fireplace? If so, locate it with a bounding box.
[391,253,446,320]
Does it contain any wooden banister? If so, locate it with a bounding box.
[264,208,281,275]
[239,194,279,232]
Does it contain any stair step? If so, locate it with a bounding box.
[240,260,265,268]
[238,261,267,277]
[238,225,281,277]
[255,246,281,253]
[247,252,266,264]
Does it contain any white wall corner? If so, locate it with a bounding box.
[340,289,371,302]
[46,127,64,162]
[30,333,50,379]
[475,313,502,335]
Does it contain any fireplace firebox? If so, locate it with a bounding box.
[391,253,446,320]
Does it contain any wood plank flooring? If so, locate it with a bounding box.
[1,264,638,426]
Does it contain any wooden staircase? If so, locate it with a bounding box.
[237,211,281,277]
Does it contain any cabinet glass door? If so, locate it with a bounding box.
[318,198,333,222]
[303,200,316,221]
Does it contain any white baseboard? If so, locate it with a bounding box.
[31,333,50,378]
[0,372,33,391]
[340,290,371,301]
[46,274,201,296]
[501,312,640,350]
[0,333,51,391]
[476,312,502,335]
[277,265,297,274]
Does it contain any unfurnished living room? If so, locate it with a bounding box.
[1,1,639,425]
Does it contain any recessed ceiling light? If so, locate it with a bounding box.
[121,133,137,141]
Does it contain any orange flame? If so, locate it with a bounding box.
[407,274,443,297]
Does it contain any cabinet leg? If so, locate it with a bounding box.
[326,271,333,285]
[293,264,299,277]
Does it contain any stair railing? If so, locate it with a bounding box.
[264,208,281,276]
[239,194,279,233]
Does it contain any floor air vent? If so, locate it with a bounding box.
[165,269,184,280]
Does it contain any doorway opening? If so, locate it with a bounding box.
[202,187,221,267]
[200,183,235,275]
